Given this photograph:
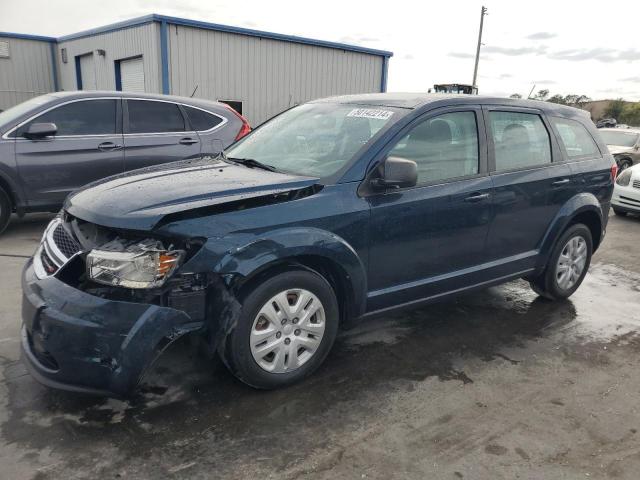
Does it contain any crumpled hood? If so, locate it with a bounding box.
[65,158,319,230]
[608,145,632,156]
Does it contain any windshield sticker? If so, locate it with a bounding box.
[347,108,394,120]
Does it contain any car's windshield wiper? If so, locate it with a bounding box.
[225,156,278,172]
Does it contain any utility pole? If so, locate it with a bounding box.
[472,6,488,93]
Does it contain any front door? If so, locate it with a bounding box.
[15,98,124,209]
[366,107,493,312]
[123,99,201,172]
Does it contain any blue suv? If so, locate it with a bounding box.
[21,94,615,396]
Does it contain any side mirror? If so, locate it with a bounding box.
[24,122,57,139]
[371,156,418,190]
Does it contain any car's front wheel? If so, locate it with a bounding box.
[0,187,11,235]
[220,269,339,389]
[530,224,593,300]
[618,158,632,172]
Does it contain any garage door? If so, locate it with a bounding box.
[120,57,145,93]
[79,54,97,90]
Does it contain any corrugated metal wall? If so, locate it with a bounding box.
[56,23,162,93]
[0,37,55,110]
[167,25,384,126]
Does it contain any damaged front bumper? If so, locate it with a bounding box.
[21,259,205,397]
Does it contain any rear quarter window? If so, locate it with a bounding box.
[551,117,600,158]
[184,106,224,131]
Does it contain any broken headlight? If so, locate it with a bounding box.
[87,238,184,289]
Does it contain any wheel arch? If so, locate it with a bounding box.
[208,227,368,321]
[539,193,604,263]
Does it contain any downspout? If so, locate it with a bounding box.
[49,42,59,91]
[380,56,389,93]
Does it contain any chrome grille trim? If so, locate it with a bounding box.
[33,218,82,279]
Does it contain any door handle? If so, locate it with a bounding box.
[464,192,491,202]
[97,142,123,151]
[551,179,571,186]
[179,137,199,145]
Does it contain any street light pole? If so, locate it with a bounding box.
[472,6,488,93]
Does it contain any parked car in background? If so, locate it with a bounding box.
[612,163,640,216]
[0,91,251,233]
[599,128,640,171]
[596,118,617,129]
[21,94,615,396]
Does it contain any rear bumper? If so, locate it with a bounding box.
[21,260,204,397]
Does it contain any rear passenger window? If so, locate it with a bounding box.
[551,117,600,158]
[184,106,223,131]
[127,100,185,134]
[489,111,551,171]
[388,111,479,184]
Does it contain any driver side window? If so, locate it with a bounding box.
[389,111,479,185]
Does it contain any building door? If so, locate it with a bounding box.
[119,56,145,92]
[76,53,97,90]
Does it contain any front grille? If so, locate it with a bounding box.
[52,223,81,258]
[633,180,640,189]
[620,195,640,206]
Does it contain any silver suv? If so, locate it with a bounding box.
[0,91,250,233]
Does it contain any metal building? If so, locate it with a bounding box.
[0,14,392,125]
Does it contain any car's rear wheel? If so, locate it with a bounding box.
[220,269,339,389]
[0,187,11,235]
[529,224,593,300]
[613,207,628,216]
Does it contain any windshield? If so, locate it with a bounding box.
[600,130,639,148]
[0,95,54,129]
[225,103,402,177]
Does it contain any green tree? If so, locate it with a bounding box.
[533,89,549,101]
[547,94,567,105]
[619,103,640,126]
[509,93,522,99]
[604,98,626,119]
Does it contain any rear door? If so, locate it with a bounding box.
[123,99,201,171]
[483,107,571,269]
[14,98,123,208]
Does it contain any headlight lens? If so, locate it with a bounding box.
[616,169,632,187]
[87,239,184,289]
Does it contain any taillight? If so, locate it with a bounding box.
[223,104,251,141]
[611,163,619,181]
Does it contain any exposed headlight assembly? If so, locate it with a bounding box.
[87,238,184,289]
[616,169,632,187]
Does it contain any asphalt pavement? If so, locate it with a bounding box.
[1,212,640,479]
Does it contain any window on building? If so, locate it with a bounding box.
[184,106,224,131]
[552,117,600,158]
[489,111,551,170]
[219,100,243,115]
[388,111,479,184]
[20,100,117,136]
[127,100,185,134]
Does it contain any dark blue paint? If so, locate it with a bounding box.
[114,60,122,91]
[22,94,615,396]
[0,31,56,42]
[160,20,170,95]
[74,55,82,90]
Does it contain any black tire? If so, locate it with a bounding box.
[220,269,339,389]
[618,159,632,172]
[613,207,628,217]
[529,224,593,301]
[0,188,11,235]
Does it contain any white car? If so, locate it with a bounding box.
[612,163,640,216]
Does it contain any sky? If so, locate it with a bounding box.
[2,0,639,101]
